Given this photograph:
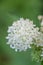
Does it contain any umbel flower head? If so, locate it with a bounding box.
[30,15,43,62]
[38,16,43,57]
[6,18,40,52]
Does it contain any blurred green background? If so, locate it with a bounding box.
[0,0,43,65]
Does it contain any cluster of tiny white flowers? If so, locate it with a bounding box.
[36,15,43,57]
[34,16,43,46]
[40,16,43,57]
[34,33,43,47]
[6,18,40,52]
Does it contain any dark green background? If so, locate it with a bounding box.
[0,0,43,65]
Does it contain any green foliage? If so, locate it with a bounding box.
[31,44,42,62]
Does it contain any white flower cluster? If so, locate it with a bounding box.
[34,33,43,47]
[38,16,43,57]
[33,16,43,46]
[6,18,40,51]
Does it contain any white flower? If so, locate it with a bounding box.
[6,18,40,51]
[34,33,43,46]
[35,16,43,47]
[38,15,43,20]
[41,20,43,26]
